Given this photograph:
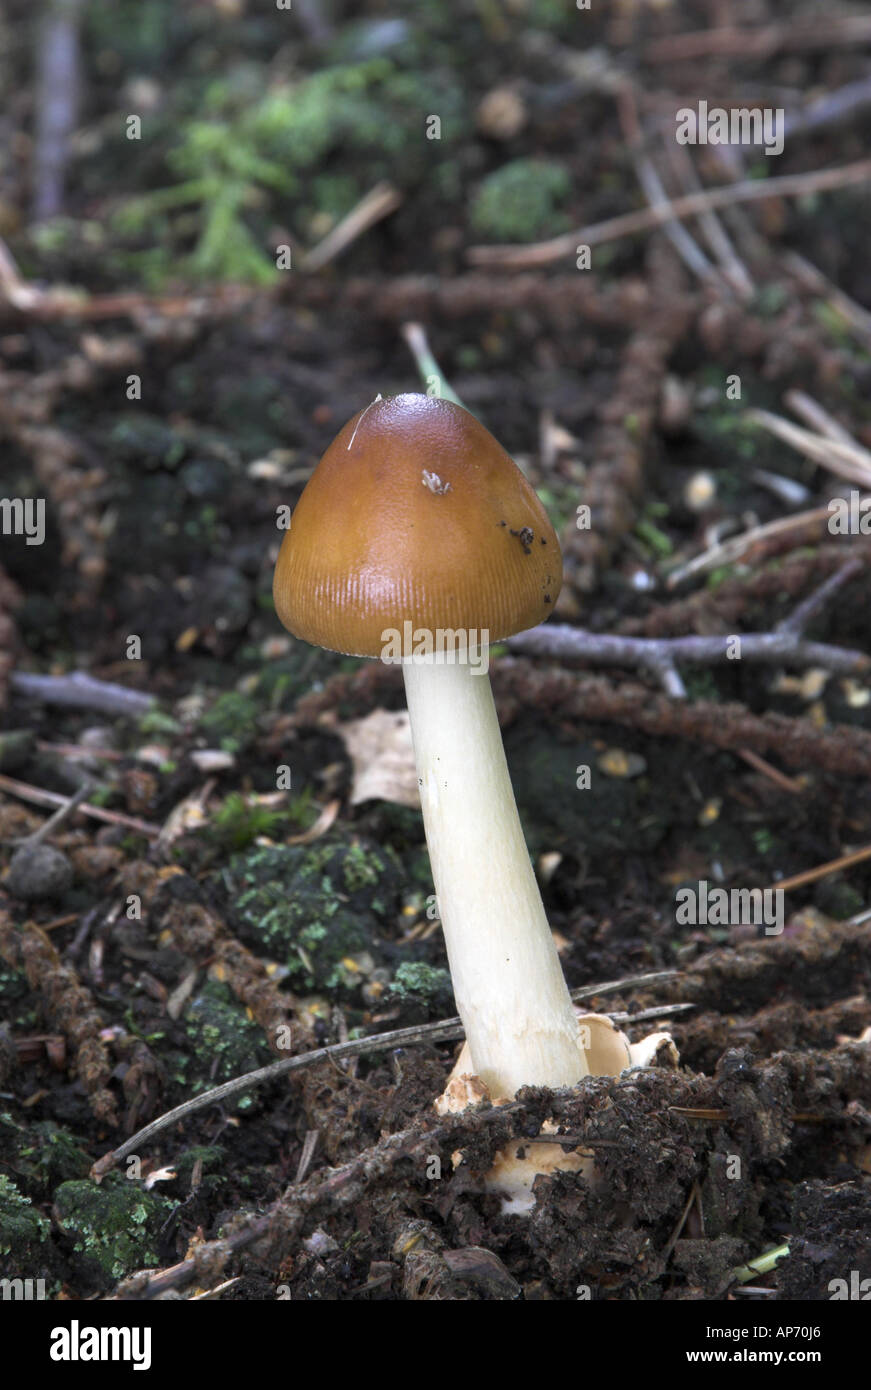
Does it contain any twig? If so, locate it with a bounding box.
[646,17,871,61]
[745,409,871,490]
[7,780,92,847]
[665,506,833,589]
[776,557,863,637]
[32,0,84,220]
[609,1003,693,1027]
[506,623,868,698]
[492,665,871,778]
[35,740,124,761]
[782,76,871,142]
[664,140,754,300]
[0,772,160,837]
[9,670,155,716]
[616,86,718,288]
[768,842,871,895]
[662,1181,703,1262]
[466,158,871,268]
[400,321,465,408]
[785,251,871,349]
[736,749,804,796]
[301,182,402,272]
[90,968,681,1177]
[294,1130,319,1186]
[783,389,862,448]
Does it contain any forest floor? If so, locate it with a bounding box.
[0,0,870,1300]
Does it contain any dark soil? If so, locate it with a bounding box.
[1,0,870,1303]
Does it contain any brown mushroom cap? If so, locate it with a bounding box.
[273,393,562,657]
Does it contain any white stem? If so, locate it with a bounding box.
[402,655,588,1098]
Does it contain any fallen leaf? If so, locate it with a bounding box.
[337,708,420,808]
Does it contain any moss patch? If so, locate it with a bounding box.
[222,837,403,991]
[53,1173,174,1287]
[0,1174,50,1260]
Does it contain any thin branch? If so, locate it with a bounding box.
[507,623,869,698]
[736,749,804,796]
[7,779,91,847]
[665,506,833,589]
[783,389,858,446]
[301,182,402,272]
[9,670,155,716]
[664,140,755,300]
[785,251,871,349]
[31,0,84,220]
[616,85,718,288]
[767,841,871,895]
[745,408,871,490]
[645,16,871,61]
[0,772,160,837]
[467,158,871,268]
[776,557,863,636]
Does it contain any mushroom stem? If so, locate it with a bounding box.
[402,652,589,1099]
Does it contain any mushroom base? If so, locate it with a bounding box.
[436,1011,678,1214]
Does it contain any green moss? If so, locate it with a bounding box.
[108,58,467,284]
[0,1174,50,1259]
[470,159,572,242]
[210,793,287,851]
[53,1174,173,1286]
[0,1116,90,1198]
[137,708,182,738]
[198,691,260,754]
[222,838,402,991]
[388,963,454,1013]
[184,982,272,1098]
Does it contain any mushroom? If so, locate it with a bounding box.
[273,392,587,1099]
[273,394,677,1209]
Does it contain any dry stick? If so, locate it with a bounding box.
[0,772,160,837]
[665,506,833,589]
[736,750,804,796]
[785,251,871,349]
[645,16,871,61]
[9,669,155,716]
[90,968,681,1177]
[512,558,867,699]
[35,740,125,761]
[466,158,871,268]
[783,75,871,141]
[506,624,868,700]
[109,1212,279,1301]
[8,779,92,847]
[768,842,871,895]
[776,557,864,637]
[32,0,84,220]
[301,182,402,272]
[745,410,871,490]
[662,1181,703,1263]
[664,139,755,300]
[616,85,718,288]
[784,389,862,448]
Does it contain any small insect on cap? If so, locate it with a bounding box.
[272,393,562,657]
